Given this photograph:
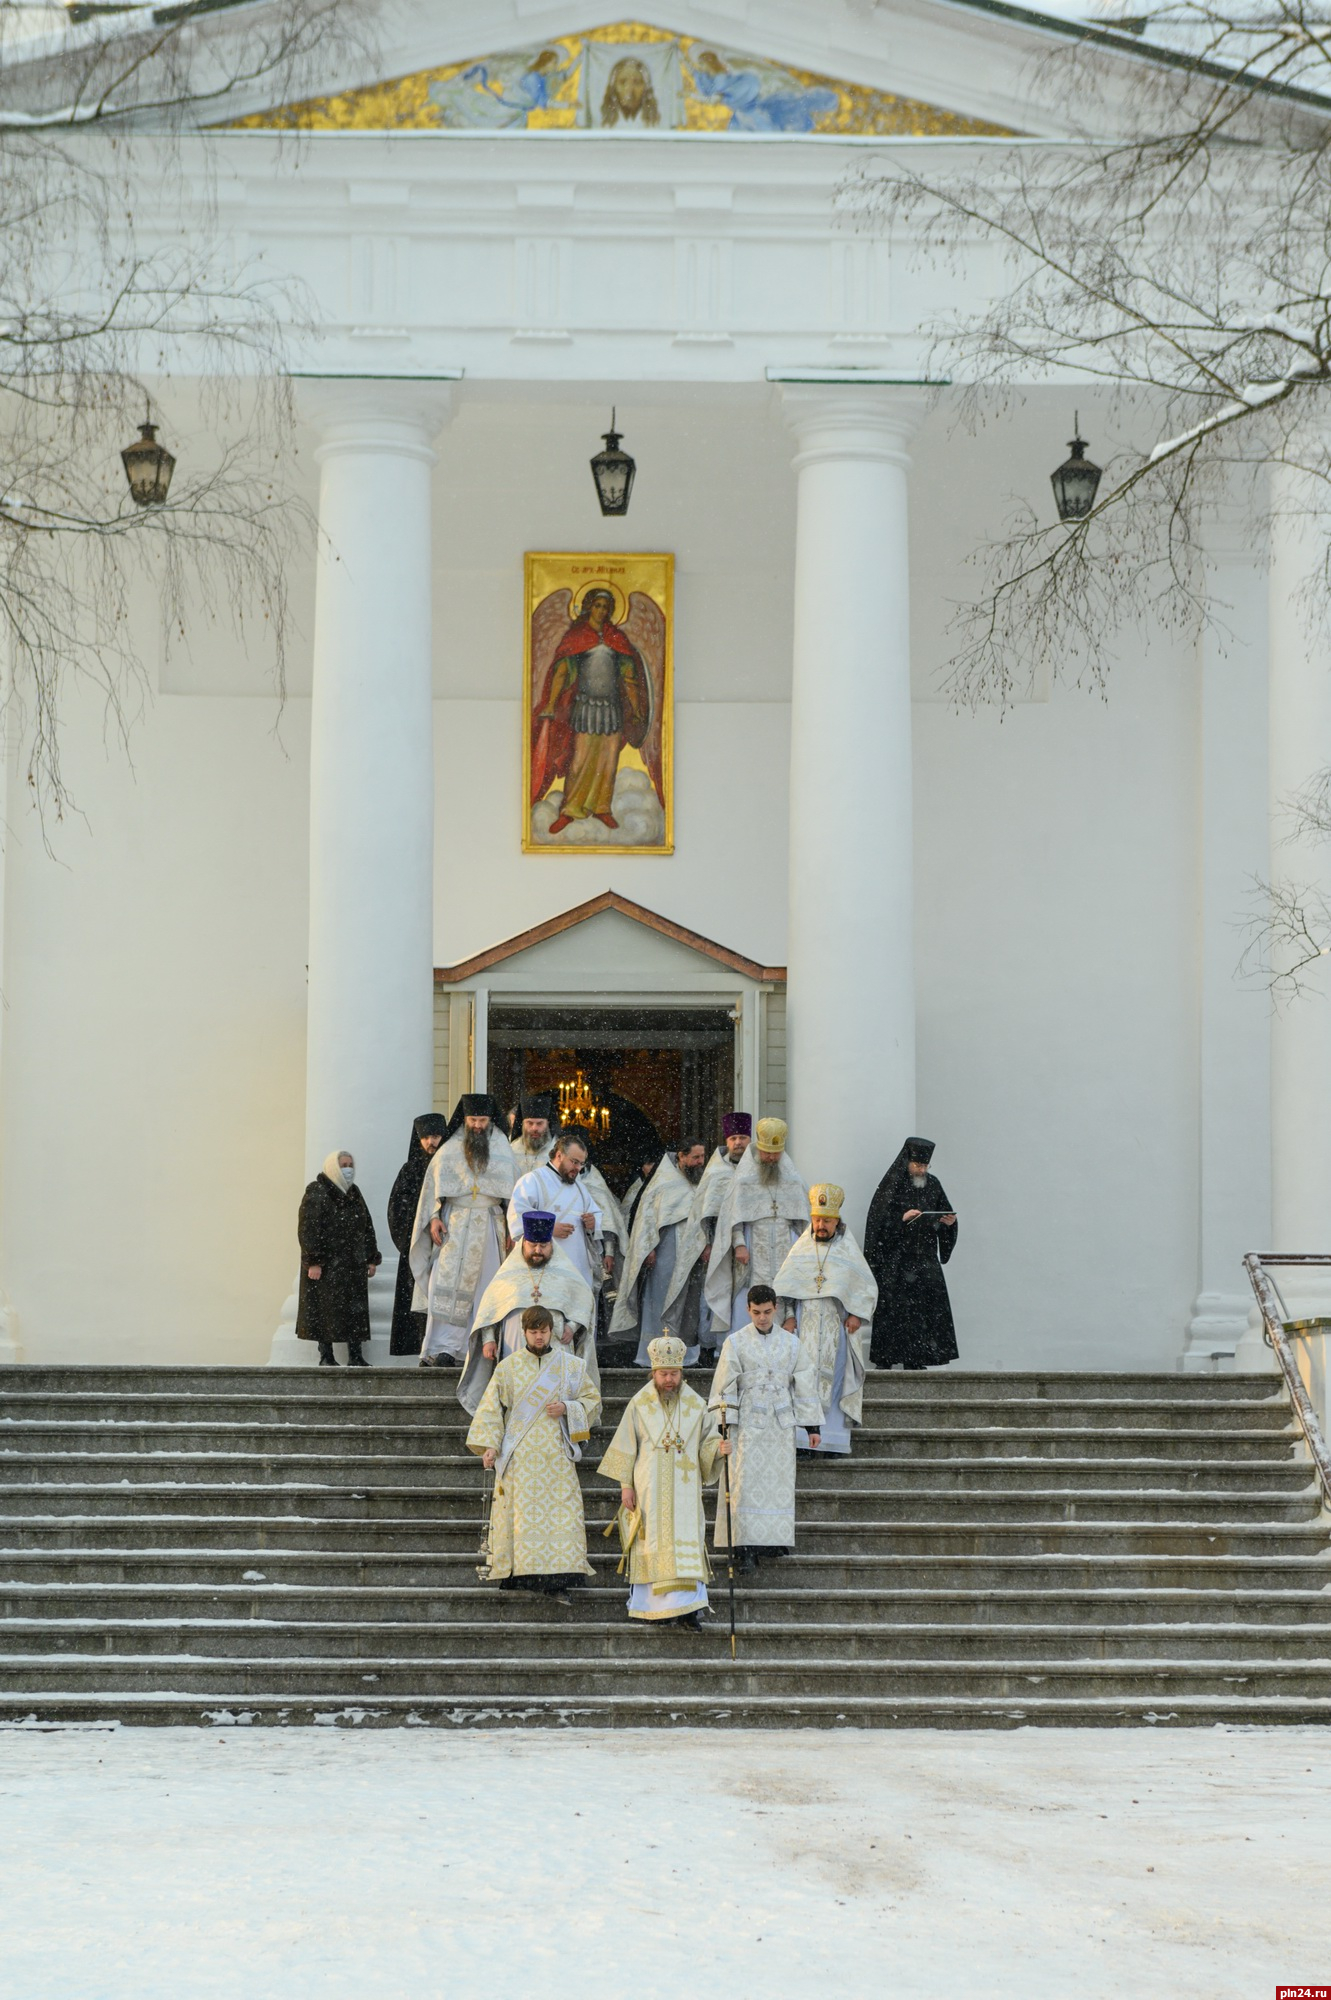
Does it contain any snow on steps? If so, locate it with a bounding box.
[0,1366,1327,1729]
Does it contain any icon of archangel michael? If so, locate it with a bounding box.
[527,577,669,848]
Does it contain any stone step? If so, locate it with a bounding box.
[0,1490,1320,1537]
[5,1581,1329,1626]
[4,1653,1331,1701]
[8,1617,1331,1664]
[0,1435,1301,1488]
[0,1398,1296,1448]
[0,1548,1325,1589]
[0,1471,1315,1520]
[0,1368,1286,1401]
[0,1384,1282,1423]
[1,1513,1325,1555]
[2,1689,1327,1728]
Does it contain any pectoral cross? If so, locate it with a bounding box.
[815,1271,826,1292]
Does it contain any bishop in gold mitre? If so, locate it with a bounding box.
[703,1116,809,1333]
[774,1184,879,1458]
[597,1335,727,1628]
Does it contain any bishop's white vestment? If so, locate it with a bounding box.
[509,1163,604,1292]
[459,1240,598,1415]
[466,1347,600,1584]
[410,1130,516,1361]
[598,1382,723,1620]
[774,1225,878,1456]
[704,1149,808,1332]
[708,1326,822,1549]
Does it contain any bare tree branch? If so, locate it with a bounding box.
[0,0,372,831]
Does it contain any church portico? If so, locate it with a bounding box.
[0,0,1303,1380]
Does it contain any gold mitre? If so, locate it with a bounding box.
[809,1183,845,1219]
[647,1335,686,1369]
[755,1117,788,1152]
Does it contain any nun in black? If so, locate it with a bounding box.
[863,1137,959,1369]
[296,1151,383,1366]
[387,1114,447,1355]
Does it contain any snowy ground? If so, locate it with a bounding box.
[3,1725,1328,1997]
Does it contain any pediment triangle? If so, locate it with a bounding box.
[236,19,1013,136]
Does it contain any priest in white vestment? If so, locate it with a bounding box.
[704,1118,808,1333]
[509,1131,609,1293]
[775,1183,878,1458]
[460,1210,598,1415]
[598,1334,727,1628]
[410,1095,516,1367]
[708,1284,822,1571]
[610,1143,707,1365]
[508,1091,559,1172]
[664,1112,751,1354]
[466,1305,600,1603]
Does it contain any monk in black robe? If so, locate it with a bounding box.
[296,1151,383,1366]
[387,1114,447,1355]
[864,1137,959,1369]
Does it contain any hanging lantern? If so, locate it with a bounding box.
[590,409,635,517]
[1050,416,1102,522]
[121,421,175,507]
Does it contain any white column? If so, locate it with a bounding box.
[782,388,924,1230]
[1182,504,1271,1370]
[270,380,450,1364]
[0,632,19,1362]
[1239,459,1331,1366]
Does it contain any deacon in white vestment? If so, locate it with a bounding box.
[664,1113,752,1356]
[598,1335,727,1626]
[509,1131,609,1294]
[467,1307,600,1601]
[708,1285,822,1568]
[775,1184,878,1458]
[610,1143,708,1365]
[460,1210,598,1416]
[410,1095,516,1366]
[704,1117,808,1334]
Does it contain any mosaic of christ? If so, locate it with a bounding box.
[526,566,670,852]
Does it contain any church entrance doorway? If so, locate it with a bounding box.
[487,1003,735,1199]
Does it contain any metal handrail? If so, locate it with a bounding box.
[1242,1253,1331,1510]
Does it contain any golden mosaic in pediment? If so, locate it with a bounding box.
[232,20,1013,136]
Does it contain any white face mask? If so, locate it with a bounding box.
[341,1164,356,1188]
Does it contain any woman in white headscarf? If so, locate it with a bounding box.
[296,1151,382,1365]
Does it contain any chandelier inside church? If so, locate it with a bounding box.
[557,1070,611,1137]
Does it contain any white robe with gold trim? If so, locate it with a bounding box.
[466,1347,601,1582]
[704,1149,808,1332]
[459,1241,598,1415]
[410,1129,516,1360]
[774,1225,878,1457]
[598,1382,722,1619]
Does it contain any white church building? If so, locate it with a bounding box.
[1,0,1317,1376]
